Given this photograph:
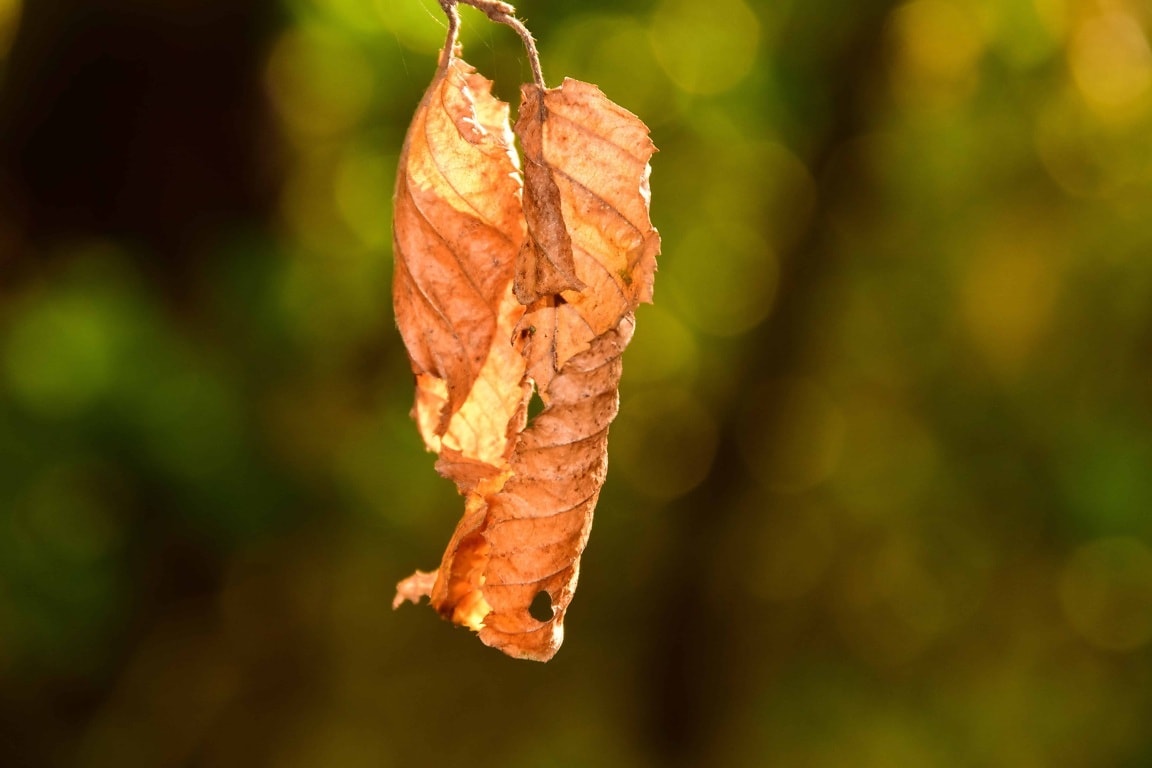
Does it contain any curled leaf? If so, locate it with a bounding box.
[514,85,584,304]
[392,53,528,472]
[514,79,660,394]
[393,43,659,661]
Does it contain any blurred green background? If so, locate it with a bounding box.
[2,0,1152,765]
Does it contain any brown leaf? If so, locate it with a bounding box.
[514,79,660,395]
[391,53,528,474]
[392,48,659,661]
[475,315,635,658]
[513,84,584,304]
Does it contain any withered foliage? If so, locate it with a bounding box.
[392,2,658,661]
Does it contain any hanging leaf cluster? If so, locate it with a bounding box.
[391,0,659,661]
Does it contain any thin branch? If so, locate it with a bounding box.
[439,0,547,89]
[437,0,461,79]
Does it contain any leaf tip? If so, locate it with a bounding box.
[394,569,438,609]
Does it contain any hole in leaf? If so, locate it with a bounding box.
[527,387,545,421]
[529,590,553,621]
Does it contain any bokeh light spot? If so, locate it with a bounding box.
[832,535,960,667]
[3,292,123,417]
[1060,537,1152,652]
[280,154,354,252]
[546,15,666,121]
[959,221,1061,374]
[649,0,760,95]
[1032,0,1069,42]
[1033,92,1106,197]
[266,26,375,138]
[1070,11,1152,113]
[888,0,986,109]
[612,388,718,500]
[695,138,816,253]
[372,0,445,53]
[309,0,382,35]
[620,304,699,387]
[984,0,1062,68]
[665,224,778,337]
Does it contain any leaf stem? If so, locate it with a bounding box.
[438,0,547,89]
[437,0,462,77]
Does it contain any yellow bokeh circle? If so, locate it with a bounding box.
[649,0,760,95]
[1060,536,1152,652]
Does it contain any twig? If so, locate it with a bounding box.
[438,0,546,88]
[436,0,462,78]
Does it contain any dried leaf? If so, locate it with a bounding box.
[392,53,528,473]
[513,85,583,304]
[393,43,659,661]
[474,315,635,658]
[515,80,660,395]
